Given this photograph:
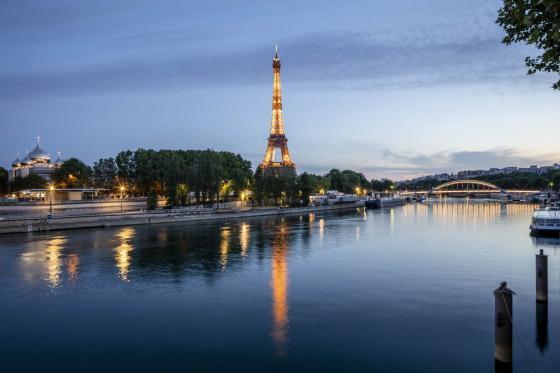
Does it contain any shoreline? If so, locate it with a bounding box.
[0,203,365,235]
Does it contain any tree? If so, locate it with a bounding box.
[497,0,560,89]
[371,178,395,191]
[115,150,136,185]
[92,157,117,189]
[0,167,8,196]
[297,172,323,205]
[52,158,91,188]
[165,153,187,205]
[253,168,298,207]
[220,151,253,196]
[9,174,46,191]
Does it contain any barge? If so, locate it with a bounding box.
[530,203,560,236]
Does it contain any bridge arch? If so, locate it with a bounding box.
[432,180,502,193]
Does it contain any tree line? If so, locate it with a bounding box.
[2,149,397,207]
[4,152,560,206]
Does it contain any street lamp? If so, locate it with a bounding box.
[49,184,54,214]
[240,190,246,208]
[120,185,125,213]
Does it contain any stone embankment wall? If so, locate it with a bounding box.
[0,203,364,234]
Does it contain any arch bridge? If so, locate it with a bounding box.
[399,179,541,197]
[431,180,502,194]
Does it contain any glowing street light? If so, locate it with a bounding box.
[119,185,126,213]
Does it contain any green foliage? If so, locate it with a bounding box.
[115,150,136,184]
[92,157,117,189]
[146,190,158,210]
[477,170,560,189]
[52,158,92,188]
[0,167,8,196]
[9,174,46,191]
[497,0,560,89]
[326,169,370,194]
[254,168,298,206]
[111,148,253,206]
[371,178,395,191]
[297,172,321,204]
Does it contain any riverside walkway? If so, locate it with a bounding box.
[0,202,364,234]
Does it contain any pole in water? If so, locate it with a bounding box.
[536,301,548,353]
[536,249,548,303]
[494,281,515,366]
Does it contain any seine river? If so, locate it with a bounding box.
[1,201,558,371]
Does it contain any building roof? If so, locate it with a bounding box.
[12,155,21,167]
[28,143,50,161]
[20,154,32,165]
[54,151,63,165]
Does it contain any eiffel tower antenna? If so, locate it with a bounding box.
[260,46,296,176]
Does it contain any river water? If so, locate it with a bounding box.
[0,201,558,372]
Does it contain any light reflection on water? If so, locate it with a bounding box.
[239,223,249,257]
[1,201,558,371]
[220,227,230,271]
[115,227,134,281]
[270,221,289,356]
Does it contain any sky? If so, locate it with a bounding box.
[1,0,558,180]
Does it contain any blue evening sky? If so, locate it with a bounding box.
[1,0,558,179]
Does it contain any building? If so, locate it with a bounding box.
[260,46,296,177]
[13,188,109,202]
[9,137,63,182]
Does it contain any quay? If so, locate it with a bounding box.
[0,202,365,235]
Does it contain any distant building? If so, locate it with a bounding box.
[517,165,539,175]
[501,167,518,174]
[457,170,489,179]
[9,137,63,182]
[433,173,452,181]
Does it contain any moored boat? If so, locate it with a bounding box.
[530,203,560,236]
[365,196,406,209]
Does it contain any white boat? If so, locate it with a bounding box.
[530,203,560,235]
[365,196,406,208]
[323,191,359,205]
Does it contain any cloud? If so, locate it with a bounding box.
[0,19,539,99]
[377,148,558,179]
[296,146,559,180]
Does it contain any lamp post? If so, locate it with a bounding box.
[240,191,246,208]
[49,185,54,214]
[120,185,125,213]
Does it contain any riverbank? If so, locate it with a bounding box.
[0,202,365,234]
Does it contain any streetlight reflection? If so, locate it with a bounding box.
[239,223,250,257]
[115,227,135,281]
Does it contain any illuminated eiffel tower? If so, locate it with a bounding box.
[260,46,296,176]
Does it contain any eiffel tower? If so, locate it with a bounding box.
[260,46,296,177]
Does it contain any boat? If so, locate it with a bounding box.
[322,191,360,205]
[365,196,406,209]
[530,203,560,236]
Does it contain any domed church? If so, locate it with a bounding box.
[9,137,63,182]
